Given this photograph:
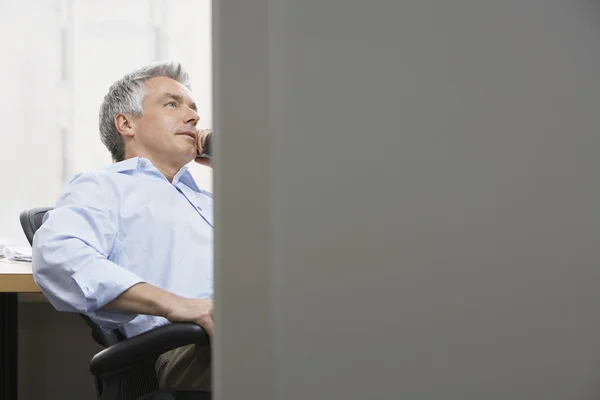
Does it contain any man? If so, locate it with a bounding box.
[32,61,214,389]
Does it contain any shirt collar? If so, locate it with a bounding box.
[103,157,206,194]
[104,157,141,173]
[173,166,202,193]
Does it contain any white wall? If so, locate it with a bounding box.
[0,0,63,246]
[0,0,212,247]
[215,0,600,399]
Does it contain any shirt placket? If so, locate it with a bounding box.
[176,184,213,227]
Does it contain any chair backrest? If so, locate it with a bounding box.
[19,207,53,246]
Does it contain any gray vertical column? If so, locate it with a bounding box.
[213,0,273,399]
[215,0,600,399]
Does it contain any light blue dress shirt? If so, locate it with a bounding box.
[32,157,213,338]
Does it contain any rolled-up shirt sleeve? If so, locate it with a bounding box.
[32,172,145,328]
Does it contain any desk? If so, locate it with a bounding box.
[0,260,40,400]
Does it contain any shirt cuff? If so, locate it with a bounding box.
[71,258,145,312]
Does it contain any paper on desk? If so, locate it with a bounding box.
[0,238,8,255]
[2,245,32,262]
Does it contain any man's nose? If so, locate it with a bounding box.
[185,108,200,125]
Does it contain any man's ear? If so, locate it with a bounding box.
[115,113,136,139]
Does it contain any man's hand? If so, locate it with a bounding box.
[195,128,212,168]
[164,297,214,338]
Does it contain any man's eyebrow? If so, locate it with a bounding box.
[161,93,197,111]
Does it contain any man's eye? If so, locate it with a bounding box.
[166,101,177,107]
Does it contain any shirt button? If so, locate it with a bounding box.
[140,161,147,168]
[197,205,202,210]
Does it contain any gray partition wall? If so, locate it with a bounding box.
[214,1,600,399]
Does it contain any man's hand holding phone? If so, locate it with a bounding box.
[195,128,212,168]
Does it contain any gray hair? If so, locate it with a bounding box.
[99,61,192,162]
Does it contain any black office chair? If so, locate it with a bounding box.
[20,207,212,400]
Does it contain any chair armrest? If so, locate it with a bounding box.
[90,322,209,377]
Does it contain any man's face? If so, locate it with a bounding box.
[131,76,200,165]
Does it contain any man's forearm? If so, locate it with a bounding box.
[104,282,181,318]
[104,282,215,336]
